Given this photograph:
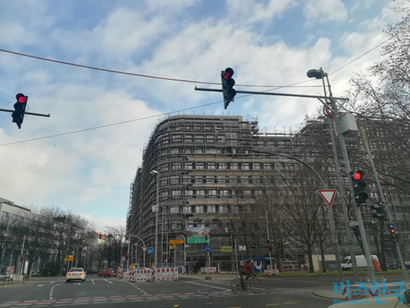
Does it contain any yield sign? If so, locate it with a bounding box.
[318,189,337,207]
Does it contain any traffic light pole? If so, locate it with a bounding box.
[0,108,50,117]
[323,74,376,282]
[359,126,409,282]
[195,87,349,102]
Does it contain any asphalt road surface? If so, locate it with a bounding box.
[0,274,336,308]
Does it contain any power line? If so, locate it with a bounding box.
[0,36,393,147]
[0,48,315,89]
[0,100,221,147]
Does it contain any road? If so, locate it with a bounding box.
[0,274,335,308]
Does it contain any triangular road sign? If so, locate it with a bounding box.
[318,189,337,207]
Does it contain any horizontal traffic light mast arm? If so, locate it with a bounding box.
[0,108,50,117]
[195,86,349,101]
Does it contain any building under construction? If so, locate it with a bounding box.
[127,115,410,272]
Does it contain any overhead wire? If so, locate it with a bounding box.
[0,36,394,147]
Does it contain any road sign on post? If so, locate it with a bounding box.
[318,189,337,207]
[170,239,184,244]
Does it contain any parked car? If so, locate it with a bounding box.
[97,268,114,278]
[66,268,86,283]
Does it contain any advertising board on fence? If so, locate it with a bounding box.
[186,227,210,244]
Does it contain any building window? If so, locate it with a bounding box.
[208,190,217,197]
[195,206,204,213]
[170,206,179,214]
[208,163,216,169]
[196,162,205,169]
[218,163,227,170]
[183,206,192,213]
[220,190,229,196]
[172,190,182,197]
[185,163,193,169]
[207,205,216,213]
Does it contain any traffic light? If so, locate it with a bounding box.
[370,203,386,221]
[98,232,102,239]
[389,223,398,243]
[267,240,272,252]
[221,67,236,109]
[12,93,28,129]
[351,170,368,206]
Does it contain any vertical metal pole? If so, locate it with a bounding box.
[325,72,376,282]
[328,118,359,281]
[155,173,159,274]
[19,236,26,275]
[265,211,272,271]
[359,126,409,282]
[182,235,186,274]
[127,231,130,269]
[234,238,239,278]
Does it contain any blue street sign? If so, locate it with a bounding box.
[147,247,154,255]
[205,245,211,253]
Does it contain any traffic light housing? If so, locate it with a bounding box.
[389,223,398,243]
[12,93,28,129]
[370,203,386,221]
[351,170,368,206]
[98,232,102,239]
[221,67,236,109]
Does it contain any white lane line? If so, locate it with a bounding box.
[185,280,231,291]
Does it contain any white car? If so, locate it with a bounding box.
[66,268,86,283]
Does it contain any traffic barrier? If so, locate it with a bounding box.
[128,268,136,281]
[117,270,123,279]
[152,267,178,281]
[264,269,279,276]
[134,268,152,281]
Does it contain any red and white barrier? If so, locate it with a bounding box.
[152,267,178,281]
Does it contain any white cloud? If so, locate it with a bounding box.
[0,0,400,230]
[304,0,347,24]
[227,0,295,24]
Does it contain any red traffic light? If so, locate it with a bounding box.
[353,170,365,180]
[223,67,234,80]
[16,93,27,103]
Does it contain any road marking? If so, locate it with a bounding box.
[284,302,298,305]
[49,283,59,299]
[266,304,280,306]
[185,281,231,291]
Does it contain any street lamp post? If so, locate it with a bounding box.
[151,170,159,278]
[307,68,376,282]
[127,234,147,267]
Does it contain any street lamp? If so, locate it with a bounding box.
[150,169,159,276]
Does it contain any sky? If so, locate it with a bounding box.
[0,0,402,233]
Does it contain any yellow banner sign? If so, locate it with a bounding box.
[64,257,73,261]
[169,239,184,244]
[220,246,232,252]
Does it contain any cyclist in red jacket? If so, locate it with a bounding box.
[240,259,256,288]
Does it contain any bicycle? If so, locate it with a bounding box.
[231,275,262,293]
